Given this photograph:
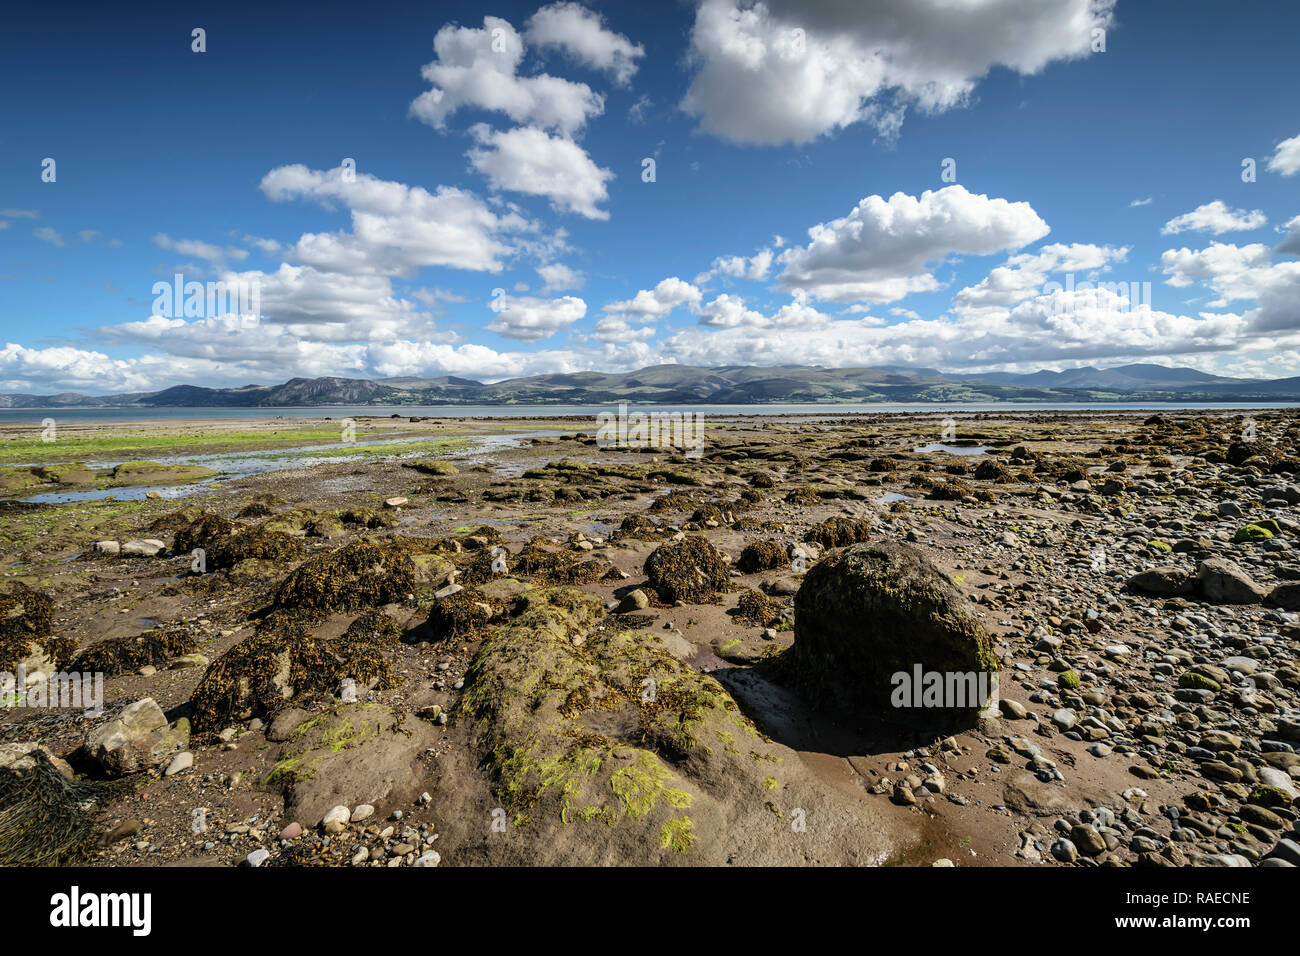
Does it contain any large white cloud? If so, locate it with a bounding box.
[1161,200,1267,236]
[777,185,1051,303]
[952,242,1129,319]
[486,293,587,341]
[525,2,644,86]
[409,16,604,135]
[1278,215,1300,257]
[681,0,1113,145]
[1267,133,1300,177]
[603,277,703,317]
[1161,240,1300,335]
[260,164,535,276]
[468,124,613,220]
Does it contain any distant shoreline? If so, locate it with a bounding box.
[0,400,1296,424]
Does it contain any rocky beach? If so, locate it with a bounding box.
[1,408,1297,869]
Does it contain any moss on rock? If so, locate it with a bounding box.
[790,542,998,723]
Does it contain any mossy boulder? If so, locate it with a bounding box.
[644,538,730,604]
[447,586,907,864]
[791,542,998,721]
[33,462,96,486]
[109,460,218,486]
[0,467,45,495]
[406,459,459,477]
[1234,523,1275,542]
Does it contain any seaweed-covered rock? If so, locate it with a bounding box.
[612,515,663,541]
[1226,441,1272,467]
[732,588,783,627]
[0,749,114,865]
[70,629,195,676]
[425,588,506,642]
[792,542,998,720]
[804,517,872,549]
[926,480,972,501]
[736,540,788,574]
[339,507,397,530]
[210,527,305,570]
[171,512,236,555]
[0,582,75,673]
[187,613,330,733]
[273,540,417,612]
[973,460,1014,482]
[644,538,730,604]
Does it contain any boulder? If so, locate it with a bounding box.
[791,542,998,720]
[1128,565,1195,596]
[1196,558,1267,604]
[83,697,189,776]
[1265,582,1300,611]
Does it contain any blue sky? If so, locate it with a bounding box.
[1,0,1298,394]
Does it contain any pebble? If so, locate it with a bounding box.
[321,805,351,834]
[164,752,193,776]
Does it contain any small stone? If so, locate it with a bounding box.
[245,848,270,868]
[616,589,650,613]
[350,804,375,823]
[164,751,193,776]
[321,805,351,834]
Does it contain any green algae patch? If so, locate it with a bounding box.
[458,586,769,856]
[109,460,218,486]
[1234,523,1275,542]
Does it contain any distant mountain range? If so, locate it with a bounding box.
[2,364,1298,408]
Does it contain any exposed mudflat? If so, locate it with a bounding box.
[1,409,1298,868]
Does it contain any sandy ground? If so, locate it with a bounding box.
[1,408,1297,868]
